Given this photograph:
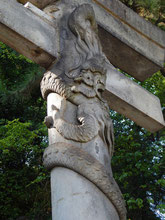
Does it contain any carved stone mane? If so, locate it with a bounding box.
[41,4,127,220]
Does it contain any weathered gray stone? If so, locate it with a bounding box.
[0,0,59,68]
[104,65,165,133]
[42,4,127,219]
[99,27,162,81]
[68,0,165,81]
[17,0,55,9]
[44,87,126,219]
[46,93,113,178]
[51,167,120,220]
[24,2,56,25]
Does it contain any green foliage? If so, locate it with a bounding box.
[137,0,161,12]
[0,42,51,219]
[111,71,165,219]
[0,42,34,89]
[112,116,165,219]
[0,119,50,219]
[0,42,45,122]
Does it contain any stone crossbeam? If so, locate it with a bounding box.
[104,65,165,133]
[71,0,165,81]
[0,0,59,68]
[0,0,164,132]
[17,0,165,81]
[18,0,55,9]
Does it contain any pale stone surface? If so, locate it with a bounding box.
[24,2,55,26]
[45,93,126,219]
[42,5,127,218]
[104,64,165,133]
[94,0,165,47]
[0,0,59,68]
[68,0,165,81]
[18,0,55,9]
[47,93,112,177]
[51,167,120,220]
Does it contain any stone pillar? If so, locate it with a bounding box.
[45,93,120,220]
[41,3,126,220]
[51,167,119,220]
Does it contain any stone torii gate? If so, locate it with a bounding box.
[0,0,165,219]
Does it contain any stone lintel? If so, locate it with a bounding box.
[67,0,165,81]
[16,0,165,81]
[17,0,55,9]
[104,65,165,133]
[0,0,59,68]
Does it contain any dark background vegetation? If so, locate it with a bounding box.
[0,0,164,219]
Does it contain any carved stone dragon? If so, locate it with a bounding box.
[41,3,127,220]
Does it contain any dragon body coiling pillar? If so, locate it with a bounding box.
[40,2,126,220]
